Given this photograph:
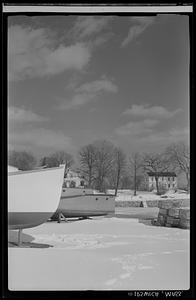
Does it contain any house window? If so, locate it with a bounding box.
[168,184,170,188]
[168,177,170,181]
[162,177,164,181]
[173,177,175,181]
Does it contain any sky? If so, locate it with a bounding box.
[8,14,190,162]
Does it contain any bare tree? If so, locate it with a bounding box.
[166,142,190,192]
[79,144,97,188]
[129,153,143,196]
[40,151,74,176]
[112,147,127,196]
[79,140,126,192]
[8,150,37,171]
[40,156,58,168]
[142,152,170,195]
[51,151,74,170]
[120,173,132,189]
[93,140,115,192]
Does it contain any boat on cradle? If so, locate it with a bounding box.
[8,165,65,245]
[52,187,115,220]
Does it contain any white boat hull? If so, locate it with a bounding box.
[8,166,65,229]
[55,188,115,217]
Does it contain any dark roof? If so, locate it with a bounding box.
[147,172,177,177]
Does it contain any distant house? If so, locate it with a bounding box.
[147,172,177,190]
[63,169,86,188]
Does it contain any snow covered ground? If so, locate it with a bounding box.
[107,189,190,202]
[8,215,189,291]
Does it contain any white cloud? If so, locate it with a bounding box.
[121,16,155,47]
[123,104,182,119]
[8,128,74,152]
[116,119,159,136]
[138,127,189,145]
[58,77,118,110]
[115,124,189,154]
[8,25,91,81]
[67,16,114,50]
[70,16,113,40]
[91,33,113,47]
[76,78,117,94]
[8,106,48,123]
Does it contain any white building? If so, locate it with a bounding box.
[63,169,86,188]
[147,172,177,190]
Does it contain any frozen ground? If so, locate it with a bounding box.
[8,215,189,291]
[108,189,190,201]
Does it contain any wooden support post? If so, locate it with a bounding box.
[57,213,61,223]
[57,213,67,223]
[18,228,22,246]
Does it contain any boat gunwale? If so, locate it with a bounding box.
[61,194,115,199]
[8,165,65,176]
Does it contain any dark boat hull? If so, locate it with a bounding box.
[8,212,54,230]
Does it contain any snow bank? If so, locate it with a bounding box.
[8,217,189,291]
[113,190,190,208]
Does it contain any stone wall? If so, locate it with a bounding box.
[146,200,159,207]
[115,200,158,207]
[152,199,190,229]
[115,201,142,207]
[115,198,189,208]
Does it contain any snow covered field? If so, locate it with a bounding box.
[108,189,190,202]
[8,215,190,291]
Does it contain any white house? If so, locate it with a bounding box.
[63,169,86,188]
[147,172,177,190]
